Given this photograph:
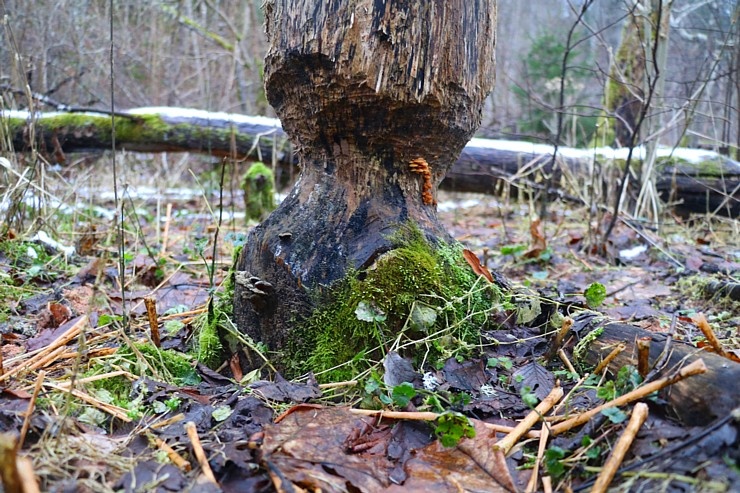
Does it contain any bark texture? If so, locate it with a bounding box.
[233,0,497,358]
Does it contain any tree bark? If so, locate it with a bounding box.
[231,0,496,360]
[4,108,737,216]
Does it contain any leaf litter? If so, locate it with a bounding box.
[0,163,737,493]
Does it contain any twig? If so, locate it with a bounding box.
[0,316,87,383]
[558,349,579,378]
[591,403,649,493]
[144,297,161,348]
[15,456,40,493]
[637,337,652,378]
[54,370,135,390]
[593,343,625,376]
[644,314,676,383]
[147,433,191,472]
[161,203,173,256]
[43,383,131,422]
[150,413,186,430]
[692,313,729,359]
[348,409,541,437]
[525,423,551,493]
[551,359,706,435]
[17,371,45,451]
[185,422,218,485]
[495,384,564,454]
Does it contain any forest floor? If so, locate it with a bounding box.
[0,155,738,492]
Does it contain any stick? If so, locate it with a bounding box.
[551,359,706,435]
[15,456,40,493]
[185,422,217,484]
[525,423,551,493]
[348,408,541,437]
[591,402,649,493]
[43,383,131,422]
[637,337,652,378]
[147,433,191,472]
[593,343,625,376]
[495,385,564,455]
[17,371,45,451]
[161,202,173,256]
[558,349,579,378]
[0,316,87,383]
[693,313,728,359]
[144,297,161,347]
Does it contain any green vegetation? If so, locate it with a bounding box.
[86,342,199,418]
[241,161,276,222]
[285,225,511,382]
[513,33,597,147]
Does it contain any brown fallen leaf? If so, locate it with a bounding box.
[523,218,547,259]
[462,249,494,283]
[260,405,517,493]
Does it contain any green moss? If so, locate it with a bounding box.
[287,225,510,382]
[241,162,276,222]
[196,314,224,369]
[87,342,199,410]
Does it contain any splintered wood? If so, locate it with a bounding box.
[409,157,436,205]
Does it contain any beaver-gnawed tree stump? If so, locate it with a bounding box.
[233,1,496,369]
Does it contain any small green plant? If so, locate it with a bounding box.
[391,382,417,407]
[585,282,606,308]
[434,411,476,447]
[241,161,276,222]
[544,446,567,478]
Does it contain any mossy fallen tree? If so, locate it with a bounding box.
[3,109,738,217]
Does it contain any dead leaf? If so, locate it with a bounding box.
[523,218,547,259]
[260,406,516,492]
[462,249,494,283]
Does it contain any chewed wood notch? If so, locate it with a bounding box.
[409,157,436,206]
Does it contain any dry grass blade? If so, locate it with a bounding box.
[43,383,131,422]
[17,371,45,451]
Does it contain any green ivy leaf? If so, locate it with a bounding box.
[212,405,233,422]
[545,446,566,478]
[601,407,628,424]
[434,412,476,447]
[391,382,416,407]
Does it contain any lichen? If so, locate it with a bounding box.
[285,224,510,382]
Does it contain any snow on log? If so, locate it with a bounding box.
[2,107,737,216]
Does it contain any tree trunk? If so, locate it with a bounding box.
[232,0,496,362]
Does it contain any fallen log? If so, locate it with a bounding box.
[2,107,738,216]
[571,313,740,426]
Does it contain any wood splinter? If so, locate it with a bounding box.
[593,343,626,376]
[637,337,652,378]
[495,384,564,455]
[591,402,649,493]
[144,297,161,348]
[185,421,218,485]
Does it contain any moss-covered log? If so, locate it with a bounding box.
[4,108,737,217]
[231,0,497,371]
[1,108,288,163]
